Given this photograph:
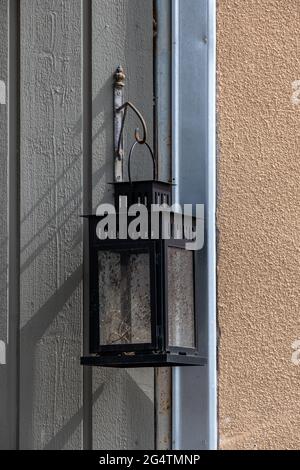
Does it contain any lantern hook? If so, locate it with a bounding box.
[128,140,156,184]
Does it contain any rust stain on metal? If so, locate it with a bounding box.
[155,368,172,450]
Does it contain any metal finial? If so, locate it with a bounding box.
[114,65,126,88]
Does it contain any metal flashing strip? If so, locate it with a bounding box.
[171,0,217,450]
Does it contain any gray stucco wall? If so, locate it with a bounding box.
[0,0,155,450]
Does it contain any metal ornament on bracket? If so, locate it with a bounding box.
[113,66,156,183]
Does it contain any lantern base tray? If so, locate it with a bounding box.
[80,353,207,368]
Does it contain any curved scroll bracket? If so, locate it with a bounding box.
[116,101,147,148]
[113,66,155,182]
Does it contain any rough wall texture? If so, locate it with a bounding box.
[0,0,155,450]
[20,0,84,449]
[0,0,8,449]
[91,0,155,450]
[217,0,300,449]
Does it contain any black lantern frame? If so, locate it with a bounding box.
[80,206,206,368]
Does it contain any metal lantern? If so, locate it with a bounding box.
[80,67,206,368]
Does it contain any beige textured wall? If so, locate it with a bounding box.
[217,0,300,449]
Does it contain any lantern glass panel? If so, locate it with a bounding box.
[98,249,152,346]
[167,247,195,349]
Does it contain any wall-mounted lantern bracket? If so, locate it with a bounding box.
[113,66,156,182]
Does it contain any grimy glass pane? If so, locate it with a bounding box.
[98,251,151,345]
[168,247,195,348]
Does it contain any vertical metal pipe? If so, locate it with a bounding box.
[154,0,172,451]
[171,0,182,449]
[171,0,179,202]
[155,0,172,183]
[155,368,172,450]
